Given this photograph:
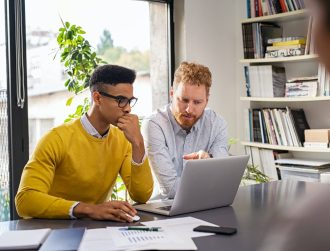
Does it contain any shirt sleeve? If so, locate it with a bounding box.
[119,138,153,203]
[209,116,229,158]
[141,119,179,199]
[69,202,80,219]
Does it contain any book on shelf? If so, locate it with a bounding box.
[252,109,264,143]
[305,16,314,55]
[267,36,305,44]
[265,48,305,58]
[266,44,305,51]
[318,64,330,96]
[244,65,286,97]
[244,109,253,142]
[287,76,318,83]
[285,81,318,97]
[272,38,306,47]
[246,0,305,18]
[290,108,310,144]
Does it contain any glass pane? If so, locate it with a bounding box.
[25,0,170,153]
[0,0,10,221]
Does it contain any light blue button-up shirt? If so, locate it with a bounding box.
[142,104,228,199]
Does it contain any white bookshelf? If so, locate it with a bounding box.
[241,141,330,153]
[241,9,307,24]
[240,54,318,64]
[240,96,330,102]
[240,6,330,181]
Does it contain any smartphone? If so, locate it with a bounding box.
[193,225,237,235]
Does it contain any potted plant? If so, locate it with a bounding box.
[228,138,270,185]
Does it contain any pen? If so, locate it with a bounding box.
[126,227,162,231]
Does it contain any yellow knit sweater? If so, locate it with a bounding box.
[15,119,153,219]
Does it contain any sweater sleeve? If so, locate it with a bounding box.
[120,142,153,203]
[15,130,76,219]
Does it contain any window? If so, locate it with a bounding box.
[0,0,10,221]
[25,0,171,152]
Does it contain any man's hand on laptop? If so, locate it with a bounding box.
[73,200,137,222]
[183,150,211,160]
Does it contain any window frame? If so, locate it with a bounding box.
[4,0,174,220]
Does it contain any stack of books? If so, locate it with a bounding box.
[304,129,330,148]
[265,37,306,58]
[285,76,318,97]
[275,158,330,183]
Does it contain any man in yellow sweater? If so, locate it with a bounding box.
[15,64,153,222]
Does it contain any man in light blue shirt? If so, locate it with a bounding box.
[142,61,228,199]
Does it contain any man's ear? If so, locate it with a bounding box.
[92,91,101,105]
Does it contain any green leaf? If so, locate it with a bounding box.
[65,21,70,28]
[66,97,74,106]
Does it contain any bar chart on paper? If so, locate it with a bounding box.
[110,228,167,246]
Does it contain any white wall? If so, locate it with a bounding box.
[174,0,246,154]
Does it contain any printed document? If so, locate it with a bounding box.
[78,216,217,251]
[143,216,218,238]
[78,227,196,251]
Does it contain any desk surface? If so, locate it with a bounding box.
[2,180,330,251]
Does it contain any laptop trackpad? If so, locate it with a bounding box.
[157,205,172,211]
[147,200,173,209]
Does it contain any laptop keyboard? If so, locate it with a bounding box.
[157,205,172,211]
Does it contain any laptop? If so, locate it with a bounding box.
[134,155,249,216]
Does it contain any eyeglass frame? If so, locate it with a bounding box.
[98,91,138,108]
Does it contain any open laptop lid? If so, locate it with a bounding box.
[169,155,249,215]
[135,155,249,216]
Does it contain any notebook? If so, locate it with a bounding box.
[0,228,51,250]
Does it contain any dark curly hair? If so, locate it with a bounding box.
[89,64,136,92]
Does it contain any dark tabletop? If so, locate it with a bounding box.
[2,180,330,251]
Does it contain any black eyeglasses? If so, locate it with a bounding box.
[98,91,138,108]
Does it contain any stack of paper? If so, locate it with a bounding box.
[275,158,330,168]
[0,228,51,250]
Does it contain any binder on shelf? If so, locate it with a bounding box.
[290,108,310,143]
